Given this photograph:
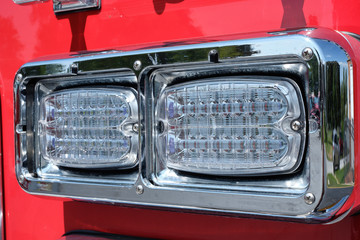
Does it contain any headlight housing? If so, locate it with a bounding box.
[14,28,356,222]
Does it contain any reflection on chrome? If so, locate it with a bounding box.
[14,28,356,222]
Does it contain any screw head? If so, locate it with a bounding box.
[132,123,139,133]
[291,120,302,131]
[16,74,23,83]
[302,47,314,61]
[304,193,315,205]
[133,60,142,71]
[136,185,144,195]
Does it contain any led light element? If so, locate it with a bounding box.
[37,88,138,169]
[156,77,305,175]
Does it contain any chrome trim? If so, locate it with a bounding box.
[53,0,100,14]
[14,28,355,222]
[13,0,43,4]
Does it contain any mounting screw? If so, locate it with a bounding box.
[133,60,142,71]
[304,193,315,205]
[208,49,219,63]
[136,185,144,195]
[291,120,302,131]
[302,47,314,61]
[133,123,139,133]
[16,73,23,83]
[71,63,78,74]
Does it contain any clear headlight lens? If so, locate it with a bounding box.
[156,78,305,175]
[37,88,138,169]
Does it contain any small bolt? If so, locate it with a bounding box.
[133,123,139,133]
[16,74,23,83]
[71,63,78,74]
[302,47,314,61]
[136,185,144,195]
[208,49,219,63]
[133,60,142,71]
[304,193,315,205]
[291,120,302,131]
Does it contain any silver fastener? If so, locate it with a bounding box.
[291,120,302,131]
[133,123,139,133]
[136,185,144,195]
[302,47,314,61]
[133,60,142,71]
[209,49,218,55]
[16,73,23,83]
[304,193,315,205]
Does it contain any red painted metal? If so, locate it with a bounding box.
[2,0,360,239]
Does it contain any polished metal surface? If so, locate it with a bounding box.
[53,0,100,14]
[13,0,42,4]
[14,28,355,222]
[304,193,315,205]
[301,47,314,61]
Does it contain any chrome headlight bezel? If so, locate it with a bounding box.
[15,71,140,185]
[14,28,355,222]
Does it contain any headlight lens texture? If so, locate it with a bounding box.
[38,88,138,169]
[156,78,305,175]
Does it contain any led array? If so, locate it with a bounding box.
[38,89,137,168]
[157,80,302,175]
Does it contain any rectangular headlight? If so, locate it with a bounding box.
[156,77,305,175]
[36,88,138,169]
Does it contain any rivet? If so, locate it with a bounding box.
[291,120,302,131]
[302,47,314,61]
[133,60,142,71]
[136,185,144,195]
[304,193,315,205]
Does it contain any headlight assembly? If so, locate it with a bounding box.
[14,28,356,223]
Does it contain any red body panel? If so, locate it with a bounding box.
[2,0,360,239]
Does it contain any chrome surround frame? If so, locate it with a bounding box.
[14,28,355,222]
